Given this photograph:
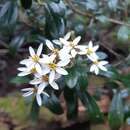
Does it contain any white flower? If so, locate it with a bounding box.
[90,59,108,75]
[17,66,37,76]
[59,36,84,58]
[30,74,59,91]
[79,41,99,59]
[21,86,49,106]
[41,55,69,83]
[19,44,44,73]
[46,39,71,60]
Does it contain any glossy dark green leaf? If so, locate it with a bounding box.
[108,92,124,130]
[44,3,65,38]
[30,98,40,122]
[10,76,30,84]
[44,93,63,114]
[9,32,28,55]
[117,26,130,42]
[78,91,104,123]
[50,0,60,3]
[77,73,88,91]
[65,67,78,89]
[108,0,118,11]
[48,1,66,17]
[20,0,32,9]
[0,1,18,28]
[64,87,78,119]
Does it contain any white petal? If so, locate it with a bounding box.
[49,54,56,62]
[59,38,70,46]
[46,40,54,50]
[95,67,99,75]
[38,83,48,94]
[57,60,70,67]
[35,63,42,73]
[73,36,81,45]
[42,91,50,97]
[18,71,30,76]
[23,91,33,97]
[36,94,42,106]
[71,49,77,58]
[98,65,107,71]
[20,59,31,65]
[17,67,28,71]
[64,31,71,40]
[93,45,99,51]
[30,78,41,85]
[21,88,34,92]
[88,41,93,48]
[56,67,68,75]
[29,46,35,57]
[99,61,108,66]
[49,71,55,83]
[75,45,87,50]
[41,67,50,75]
[50,81,59,90]
[53,40,62,46]
[37,43,43,56]
[90,64,96,72]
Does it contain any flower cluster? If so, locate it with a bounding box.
[18,31,108,106]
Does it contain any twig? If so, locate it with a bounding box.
[65,0,130,28]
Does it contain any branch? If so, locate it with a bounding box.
[65,0,130,28]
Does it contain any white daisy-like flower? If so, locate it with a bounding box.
[79,41,99,59]
[19,43,44,73]
[30,74,59,92]
[46,40,71,60]
[21,86,49,106]
[41,54,69,83]
[17,66,37,76]
[90,58,108,75]
[59,35,85,58]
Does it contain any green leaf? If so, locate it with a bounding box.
[96,52,108,60]
[44,3,65,38]
[78,91,104,123]
[9,32,28,55]
[108,0,118,11]
[119,74,130,88]
[30,98,40,122]
[10,76,30,85]
[117,26,130,42]
[64,87,78,119]
[44,93,63,114]
[77,73,88,91]
[65,67,78,89]
[85,0,97,11]
[96,15,108,24]
[108,92,124,130]
[0,1,18,28]
[48,1,66,17]
[20,0,32,9]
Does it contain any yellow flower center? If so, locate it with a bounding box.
[86,48,93,55]
[32,55,40,62]
[52,48,59,54]
[48,63,57,70]
[33,88,37,93]
[42,75,49,82]
[70,42,75,48]
[30,67,37,74]
[93,60,99,65]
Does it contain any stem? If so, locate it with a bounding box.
[65,0,130,28]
